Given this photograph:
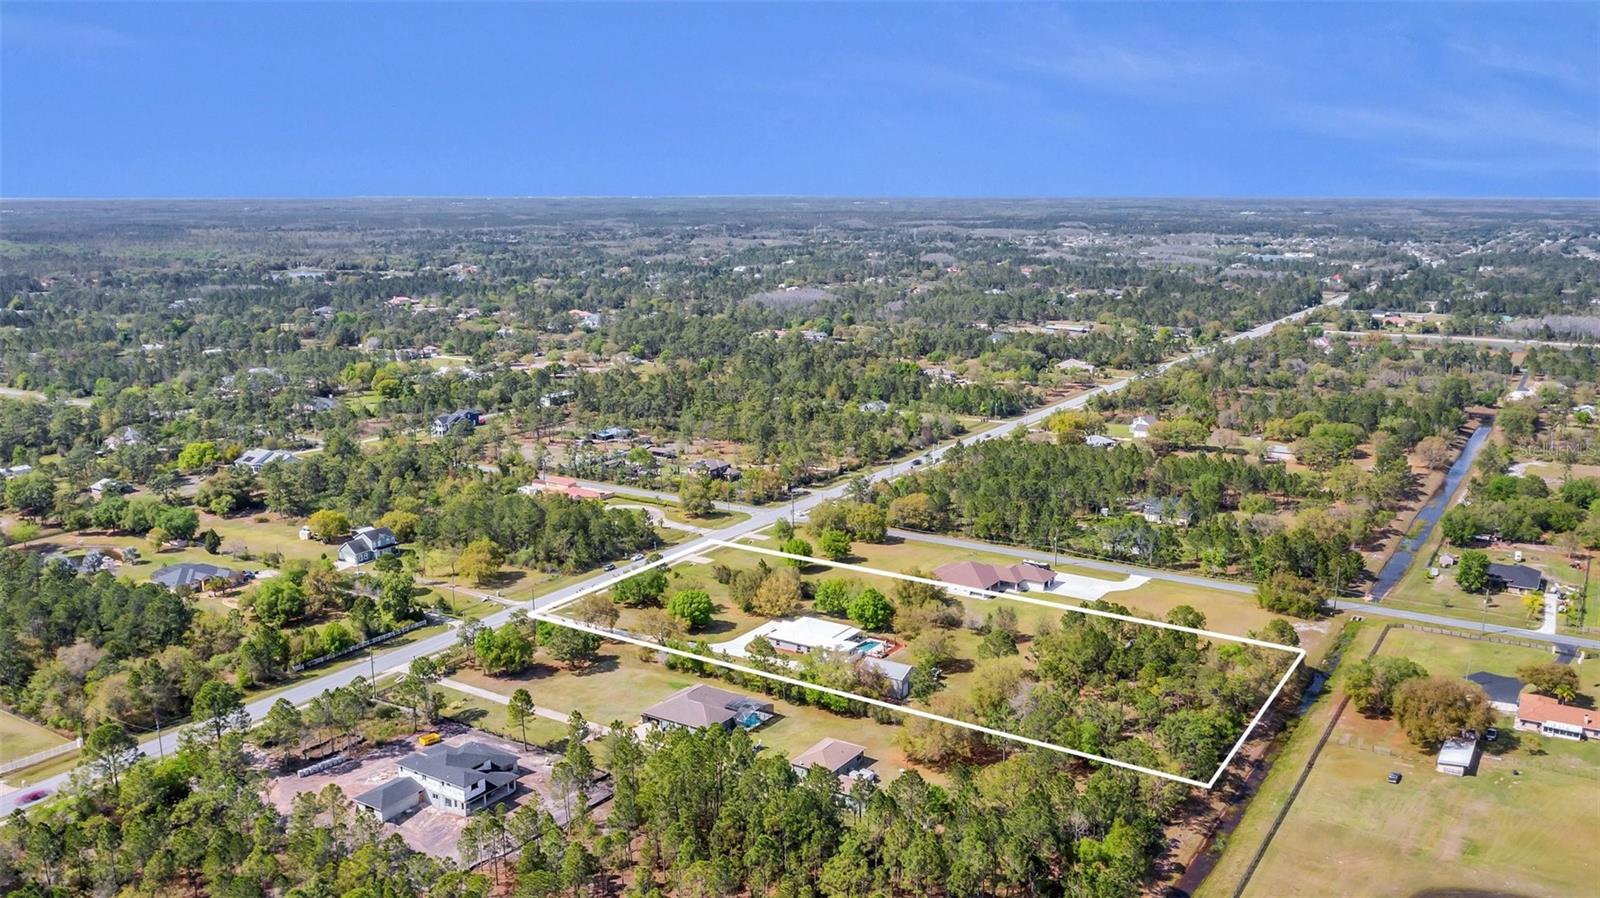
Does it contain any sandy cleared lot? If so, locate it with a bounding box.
[265,725,609,859]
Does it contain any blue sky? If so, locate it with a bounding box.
[3,3,1596,198]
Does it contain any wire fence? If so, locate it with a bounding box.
[1229,624,1395,898]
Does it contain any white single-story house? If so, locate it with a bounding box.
[1135,497,1198,527]
[1129,416,1156,439]
[714,617,913,700]
[1516,691,1600,741]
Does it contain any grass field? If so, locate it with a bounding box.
[450,652,922,780]
[604,494,750,529]
[434,685,572,751]
[0,709,71,764]
[1228,626,1600,898]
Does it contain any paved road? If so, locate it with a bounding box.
[1329,600,1600,651]
[0,296,1346,813]
[1326,330,1594,351]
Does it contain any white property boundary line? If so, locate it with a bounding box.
[532,539,1305,789]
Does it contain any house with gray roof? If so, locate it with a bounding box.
[791,737,867,778]
[338,526,399,565]
[640,685,774,731]
[235,448,298,472]
[353,776,425,822]
[1487,563,1544,595]
[361,741,522,819]
[151,562,243,591]
[430,409,481,436]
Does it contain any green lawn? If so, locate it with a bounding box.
[434,686,572,751]
[1228,626,1600,898]
[1378,626,1585,681]
[450,652,923,781]
[199,512,338,565]
[604,495,750,529]
[0,709,71,764]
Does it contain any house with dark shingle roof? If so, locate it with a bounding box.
[1487,563,1544,595]
[338,526,399,565]
[353,776,425,822]
[364,741,522,817]
[430,409,481,436]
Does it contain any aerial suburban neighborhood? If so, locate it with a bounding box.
[0,3,1595,898]
[2,191,1594,898]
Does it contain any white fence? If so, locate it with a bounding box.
[0,737,82,776]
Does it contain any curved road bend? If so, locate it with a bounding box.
[1,297,1346,812]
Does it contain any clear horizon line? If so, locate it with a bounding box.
[3,193,1597,203]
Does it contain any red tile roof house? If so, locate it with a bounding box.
[518,475,614,501]
[933,560,1056,595]
[1515,691,1600,741]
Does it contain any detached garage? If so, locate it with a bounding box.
[353,776,423,822]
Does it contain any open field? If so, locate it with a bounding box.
[1378,626,1583,680]
[0,709,71,762]
[1231,626,1600,898]
[198,512,341,564]
[604,494,749,529]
